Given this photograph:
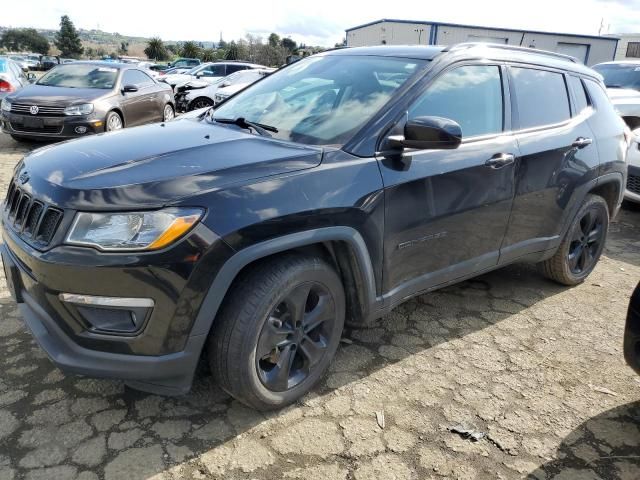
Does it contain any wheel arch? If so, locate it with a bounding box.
[189,227,379,340]
[589,174,624,217]
[106,107,125,127]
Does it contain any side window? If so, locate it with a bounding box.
[568,76,589,115]
[122,69,154,87]
[208,64,226,76]
[511,67,570,129]
[409,65,503,138]
[226,64,248,74]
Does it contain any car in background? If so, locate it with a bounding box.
[40,55,60,71]
[1,62,174,141]
[60,58,75,64]
[160,61,266,90]
[8,55,30,72]
[0,57,36,99]
[593,61,640,203]
[165,57,201,70]
[212,68,275,106]
[26,54,41,70]
[180,68,274,111]
[624,282,640,376]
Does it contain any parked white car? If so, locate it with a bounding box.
[184,68,275,110]
[593,61,640,203]
[160,61,267,90]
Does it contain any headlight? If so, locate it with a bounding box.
[64,103,94,116]
[1,98,11,112]
[66,208,203,251]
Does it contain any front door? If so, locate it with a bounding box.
[379,64,518,300]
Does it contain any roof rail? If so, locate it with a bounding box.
[445,42,579,63]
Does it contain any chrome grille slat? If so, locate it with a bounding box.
[10,103,66,116]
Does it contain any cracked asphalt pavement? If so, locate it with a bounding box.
[0,133,639,480]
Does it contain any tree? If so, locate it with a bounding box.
[118,41,129,55]
[84,46,94,58]
[201,48,217,62]
[144,37,169,61]
[281,37,297,53]
[166,43,179,55]
[181,41,200,58]
[268,33,281,48]
[54,15,84,58]
[0,28,49,54]
[225,41,239,60]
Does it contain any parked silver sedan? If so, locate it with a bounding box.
[0,57,35,100]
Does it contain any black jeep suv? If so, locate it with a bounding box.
[1,44,628,410]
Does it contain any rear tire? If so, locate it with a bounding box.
[189,97,214,111]
[540,194,609,286]
[208,254,345,410]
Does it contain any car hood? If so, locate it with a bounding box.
[8,84,109,105]
[162,73,192,85]
[17,118,323,210]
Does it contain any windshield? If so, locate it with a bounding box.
[593,64,640,91]
[213,55,425,145]
[38,64,118,89]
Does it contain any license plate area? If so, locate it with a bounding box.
[23,117,44,129]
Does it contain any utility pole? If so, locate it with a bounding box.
[414,28,425,44]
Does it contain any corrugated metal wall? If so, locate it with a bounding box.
[346,21,617,66]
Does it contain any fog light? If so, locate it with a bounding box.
[75,126,87,134]
[59,293,153,334]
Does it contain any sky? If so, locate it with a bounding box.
[3,0,640,47]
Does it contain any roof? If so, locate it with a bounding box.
[325,45,445,60]
[324,44,600,77]
[345,18,620,42]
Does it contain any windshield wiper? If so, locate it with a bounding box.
[213,117,278,136]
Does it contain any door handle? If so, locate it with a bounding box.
[485,153,515,169]
[572,137,593,149]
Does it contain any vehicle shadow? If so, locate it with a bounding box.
[527,401,640,480]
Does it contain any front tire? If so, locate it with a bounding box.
[189,97,214,111]
[540,194,609,286]
[208,254,345,410]
[105,111,123,132]
[163,103,175,122]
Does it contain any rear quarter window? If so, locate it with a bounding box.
[568,76,590,115]
[511,67,570,129]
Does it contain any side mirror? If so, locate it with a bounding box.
[221,81,230,87]
[122,84,138,93]
[27,73,37,82]
[389,116,462,150]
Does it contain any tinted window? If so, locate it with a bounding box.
[38,64,118,89]
[409,65,503,137]
[122,69,154,87]
[226,64,249,74]
[512,68,570,129]
[568,76,589,115]
[203,64,226,76]
[584,79,618,116]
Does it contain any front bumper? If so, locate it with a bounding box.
[625,141,640,203]
[0,219,232,394]
[0,111,106,139]
[624,283,640,376]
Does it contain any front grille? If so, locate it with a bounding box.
[10,103,66,116]
[4,182,63,246]
[628,174,640,195]
[10,123,63,134]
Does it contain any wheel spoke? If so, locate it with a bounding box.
[256,317,293,359]
[286,284,312,326]
[266,344,297,391]
[577,247,589,271]
[587,223,602,244]
[300,335,327,367]
[302,293,333,333]
[580,211,594,237]
[568,245,582,271]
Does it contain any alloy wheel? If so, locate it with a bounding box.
[107,114,123,131]
[256,282,336,392]
[163,104,175,122]
[567,208,606,275]
[191,98,213,110]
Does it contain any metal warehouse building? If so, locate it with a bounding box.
[345,19,619,66]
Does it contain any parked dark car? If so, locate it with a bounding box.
[624,282,640,375]
[1,62,175,141]
[0,57,36,99]
[161,58,201,71]
[40,55,60,71]
[0,44,628,410]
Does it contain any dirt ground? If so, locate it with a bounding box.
[0,132,638,480]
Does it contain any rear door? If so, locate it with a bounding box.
[379,63,518,297]
[500,66,600,263]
